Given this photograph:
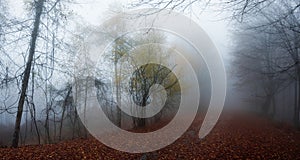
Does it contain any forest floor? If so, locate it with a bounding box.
[0,110,300,160]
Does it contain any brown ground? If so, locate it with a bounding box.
[0,111,299,160]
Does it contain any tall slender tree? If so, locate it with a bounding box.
[12,0,45,148]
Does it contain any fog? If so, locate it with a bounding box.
[0,0,299,158]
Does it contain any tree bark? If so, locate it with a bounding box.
[295,65,300,129]
[11,0,45,148]
[59,86,72,141]
[115,59,121,128]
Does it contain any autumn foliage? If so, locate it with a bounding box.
[0,111,299,160]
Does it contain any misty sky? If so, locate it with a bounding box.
[7,0,231,60]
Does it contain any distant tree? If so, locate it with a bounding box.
[232,28,288,116]
[232,0,300,127]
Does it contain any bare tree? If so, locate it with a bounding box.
[232,0,300,127]
[12,0,46,148]
[8,0,75,147]
[130,0,299,22]
[257,0,300,127]
[232,28,288,116]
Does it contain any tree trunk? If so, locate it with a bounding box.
[11,0,45,148]
[262,94,271,116]
[30,102,40,144]
[270,95,276,118]
[44,107,52,144]
[136,95,147,128]
[59,86,72,141]
[115,62,121,128]
[295,66,300,129]
[31,64,41,144]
